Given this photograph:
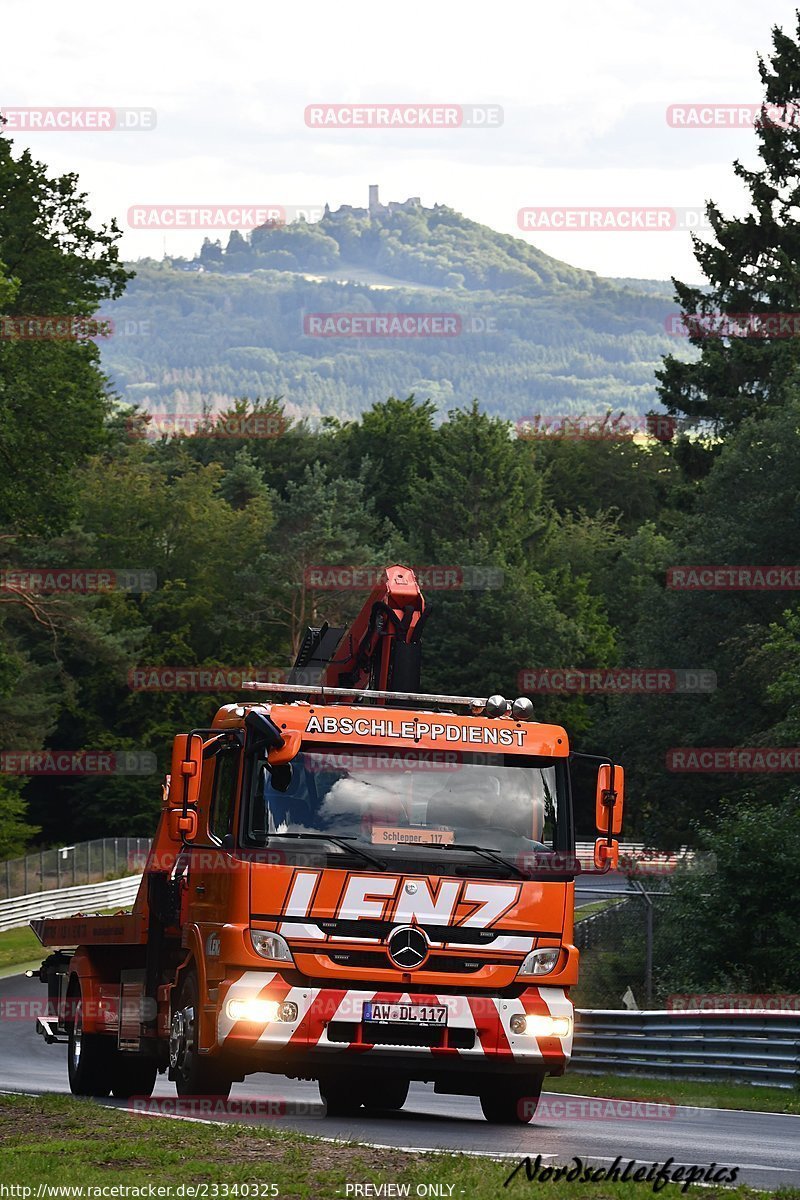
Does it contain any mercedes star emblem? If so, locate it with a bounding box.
[387,924,429,969]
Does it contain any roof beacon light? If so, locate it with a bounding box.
[484,694,508,718]
[512,697,535,721]
[241,681,490,710]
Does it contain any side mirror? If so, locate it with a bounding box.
[595,764,624,835]
[268,728,302,767]
[168,809,199,841]
[594,837,619,869]
[170,733,204,808]
[245,708,286,757]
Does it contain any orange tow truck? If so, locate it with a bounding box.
[33,566,623,1123]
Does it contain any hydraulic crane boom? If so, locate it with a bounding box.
[290,565,427,698]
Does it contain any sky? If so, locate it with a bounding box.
[2,0,799,284]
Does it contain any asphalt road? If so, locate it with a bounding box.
[2,973,799,1188]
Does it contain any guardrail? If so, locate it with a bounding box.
[574,842,700,872]
[0,874,143,934]
[572,1009,800,1088]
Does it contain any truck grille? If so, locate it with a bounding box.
[326,1021,475,1050]
[322,950,487,973]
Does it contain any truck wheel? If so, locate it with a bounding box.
[361,1078,409,1112]
[111,1055,158,1099]
[319,1077,362,1117]
[479,1077,543,1124]
[67,989,113,1098]
[170,971,231,1100]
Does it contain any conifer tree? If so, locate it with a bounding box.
[658,12,800,432]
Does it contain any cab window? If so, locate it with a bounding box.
[210,751,239,843]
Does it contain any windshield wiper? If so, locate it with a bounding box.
[269,832,387,872]
[438,842,528,880]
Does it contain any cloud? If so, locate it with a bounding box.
[1,0,796,281]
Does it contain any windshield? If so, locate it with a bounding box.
[242,743,570,872]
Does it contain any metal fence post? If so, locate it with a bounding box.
[632,880,654,1007]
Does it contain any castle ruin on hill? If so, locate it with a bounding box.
[323,185,423,221]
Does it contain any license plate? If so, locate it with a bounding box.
[363,1002,447,1026]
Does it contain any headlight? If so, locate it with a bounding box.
[250,930,293,962]
[225,997,279,1023]
[518,947,561,976]
[510,1013,572,1038]
[225,997,298,1024]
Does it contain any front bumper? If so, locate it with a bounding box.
[216,970,573,1069]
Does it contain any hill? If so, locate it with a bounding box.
[101,195,687,423]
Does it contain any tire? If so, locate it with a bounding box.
[361,1078,409,1113]
[111,1054,158,1099]
[319,1076,363,1117]
[67,988,113,1098]
[479,1076,543,1124]
[170,970,231,1100]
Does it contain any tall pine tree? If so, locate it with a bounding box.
[658,11,800,432]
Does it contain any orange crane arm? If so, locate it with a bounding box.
[292,565,427,699]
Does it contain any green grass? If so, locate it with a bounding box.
[0,1093,785,1197]
[575,899,626,922]
[550,1072,800,1115]
[0,925,40,970]
[0,907,130,971]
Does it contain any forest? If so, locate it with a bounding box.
[101,205,679,422]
